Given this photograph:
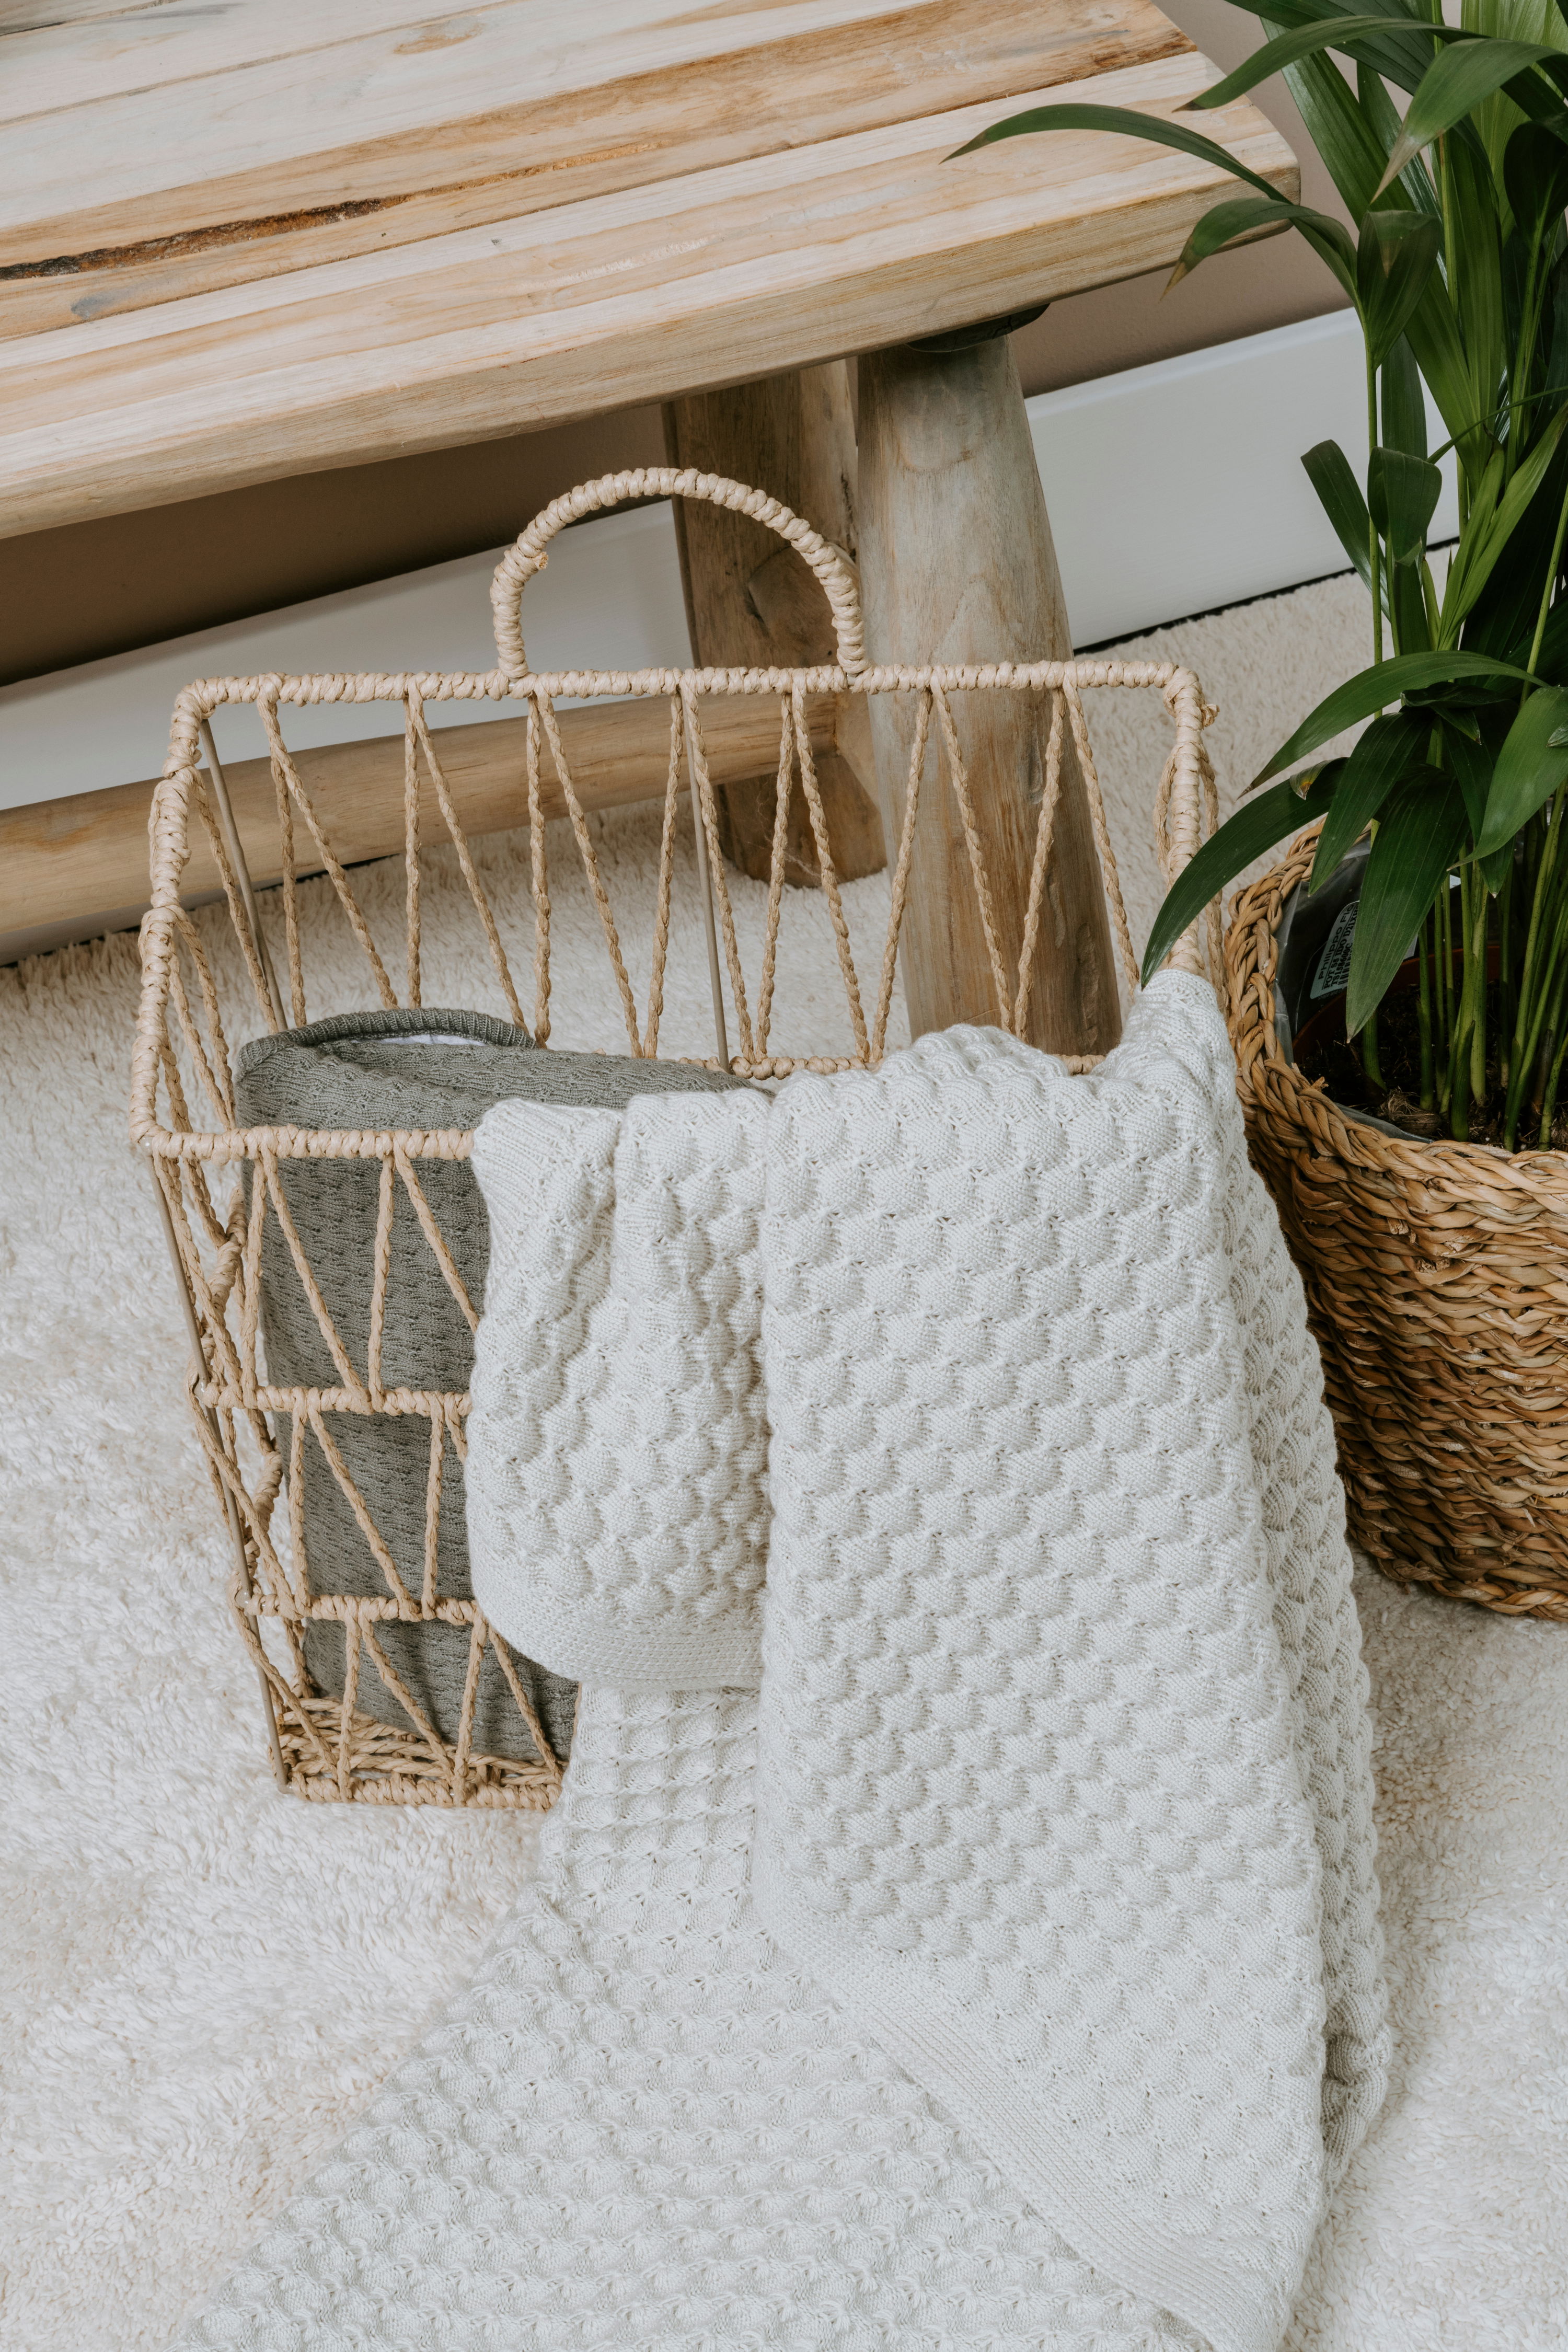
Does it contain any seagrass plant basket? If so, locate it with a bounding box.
[1229,823,1568,1622]
[130,468,1220,1807]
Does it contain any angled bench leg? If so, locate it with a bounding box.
[856,335,1122,1055]
[663,365,886,885]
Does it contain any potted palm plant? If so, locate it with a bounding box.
[966,2,1568,1619]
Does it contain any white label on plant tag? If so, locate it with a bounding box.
[1311,902,1359,999]
[1309,893,1434,1003]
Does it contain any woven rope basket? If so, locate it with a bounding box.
[131,468,1221,1806]
[1228,823,1568,1623]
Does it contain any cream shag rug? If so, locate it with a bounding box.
[2,575,1564,2350]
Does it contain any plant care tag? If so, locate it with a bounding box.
[1311,903,1358,999]
[1309,870,1456,1004]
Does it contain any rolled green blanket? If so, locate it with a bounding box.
[233,1006,748,1768]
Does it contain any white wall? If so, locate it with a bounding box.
[0,310,1423,815]
[1040,309,1455,645]
[0,501,693,811]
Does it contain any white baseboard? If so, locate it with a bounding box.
[0,502,692,815]
[1029,307,1455,647]
[0,310,1416,817]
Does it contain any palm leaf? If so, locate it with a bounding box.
[1246,0,1463,95]
[1140,768,1342,983]
[1356,62,1441,215]
[1303,440,1379,589]
[1344,772,1469,1032]
[1442,131,1507,476]
[1475,684,1568,851]
[1369,446,1444,560]
[1284,49,1475,446]
[1168,195,1356,293]
[1390,556,1435,652]
[1357,210,1443,366]
[1503,120,1568,250]
[1442,399,1568,626]
[1377,38,1565,190]
[1260,649,1542,786]
[1381,335,1428,455]
[1438,717,1495,835]
[950,102,1283,197]
[1309,712,1432,884]
[1253,651,1539,786]
[1184,15,1448,112]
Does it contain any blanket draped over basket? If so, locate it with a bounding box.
[182,971,1386,2352]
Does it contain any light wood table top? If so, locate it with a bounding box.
[1,0,1294,539]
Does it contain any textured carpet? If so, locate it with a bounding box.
[2,574,1564,2350]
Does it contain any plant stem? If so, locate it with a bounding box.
[1508,797,1563,1082]
[1498,850,1514,1091]
[1418,904,1436,1109]
[1367,349,1385,671]
[1364,998,1383,1092]
[1525,468,1568,686]
[1438,135,1472,536]
[1528,925,1568,1137]
[1470,870,1488,1111]
[1438,873,1455,1117]
[1449,863,1479,1137]
[1504,792,1568,1145]
[1541,1019,1568,1148]
[1451,1006,1472,1137]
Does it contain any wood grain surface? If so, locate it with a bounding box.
[0,44,1295,535]
[2,0,1189,322]
[664,364,886,886]
[857,335,1121,1054]
[0,689,849,959]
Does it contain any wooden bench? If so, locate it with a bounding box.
[1,1,1293,1036]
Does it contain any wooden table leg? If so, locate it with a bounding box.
[856,335,1121,1055]
[663,365,885,885]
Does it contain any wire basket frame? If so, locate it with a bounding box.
[130,468,1220,1807]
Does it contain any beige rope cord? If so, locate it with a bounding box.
[131,471,1221,1806]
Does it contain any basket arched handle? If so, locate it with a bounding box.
[490,467,866,683]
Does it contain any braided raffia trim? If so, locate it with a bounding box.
[491,469,865,681]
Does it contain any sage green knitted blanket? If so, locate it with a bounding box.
[234,1006,747,1766]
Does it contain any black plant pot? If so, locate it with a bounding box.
[1265,839,1424,1141]
[1270,837,1371,1062]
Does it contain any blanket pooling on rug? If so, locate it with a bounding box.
[179,1685,1210,2351]
[185,974,1386,2352]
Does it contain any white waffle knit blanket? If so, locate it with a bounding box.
[748,988,1387,2352]
[187,1685,1221,2351]
[182,974,1386,2352]
[466,1086,771,1689]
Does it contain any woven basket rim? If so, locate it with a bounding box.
[1230,822,1568,1191]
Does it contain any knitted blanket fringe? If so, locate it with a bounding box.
[180,974,1387,2352]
